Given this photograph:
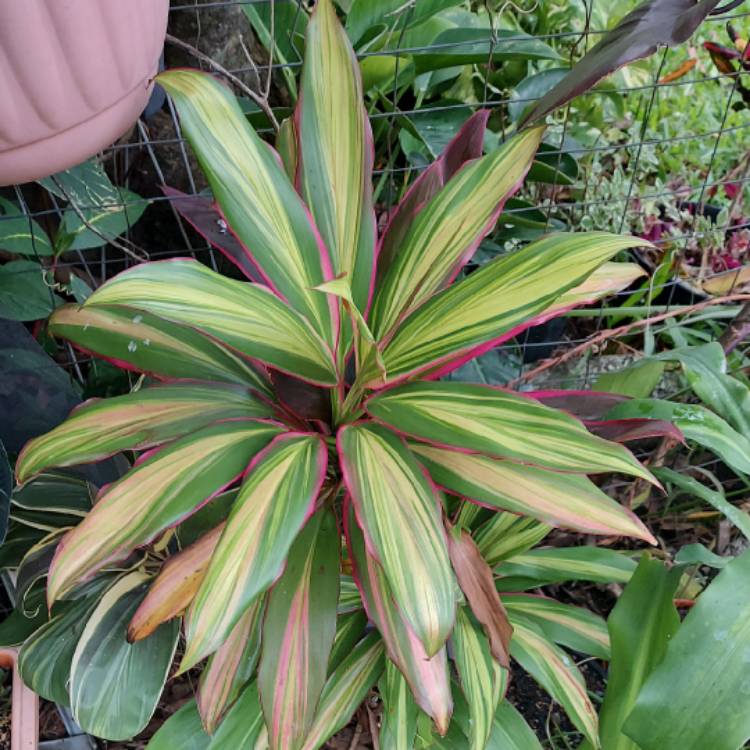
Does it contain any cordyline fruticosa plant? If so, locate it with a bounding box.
[14,1,678,748]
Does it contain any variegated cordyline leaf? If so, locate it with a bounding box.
[47,419,282,605]
[276,117,298,183]
[329,610,368,672]
[301,632,385,750]
[510,621,600,748]
[379,660,418,750]
[447,528,513,668]
[127,524,224,643]
[16,383,274,485]
[198,595,265,733]
[297,0,376,313]
[85,260,338,386]
[376,110,489,285]
[157,70,338,348]
[259,509,340,750]
[182,433,328,672]
[452,607,506,750]
[346,506,453,733]
[338,423,455,655]
[368,233,649,385]
[367,382,657,483]
[48,303,269,391]
[370,126,544,339]
[502,594,610,660]
[412,443,655,542]
[474,513,551,568]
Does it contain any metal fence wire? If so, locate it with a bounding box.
[2,0,750,402]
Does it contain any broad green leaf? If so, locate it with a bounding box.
[503,595,610,660]
[157,70,337,347]
[329,609,368,671]
[370,127,544,339]
[0,197,53,256]
[413,443,655,542]
[128,524,223,643]
[594,359,665,399]
[208,681,267,749]
[487,701,543,750]
[69,572,179,740]
[596,556,680,750]
[48,303,269,390]
[47,419,282,603]
[339,423,455,655]
[145,700,209,750]
[198,596,264,733]
[371,233,649,385]
[452,608,505,750]
[259,509,340,750]
[85,260,338,386]
[474,513,550,568]
[368,382,655,482]
[0,589,47,648]
[379,659,418,750]
[12,474,90,515]
[183,433,327,671]
[298,0,376,313]
[624,548,750,750]
[0,260,61,321]
[511,621,599,747]
[347,507,452,732]
[496,547,637,592]
[302,631,385,750]
[509,68,570,123]
[16,382,274,484]
[605,398,750,476]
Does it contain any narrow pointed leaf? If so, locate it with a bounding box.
[371,127,544,338]
[413,443,655,542]
[301,631,385,750]
[372,233,649,385]
[17,383,273,484]
[338,423,455,655]
[368,382,656,482]
[377,110,489,283]
[145,700,209,750]
[586,419,684,445]
[511,621,599,747]
[346,506,453,733]
[157,70,337,345]
[47,419,282,604]
[448,528,512,668]
[297,0,376,312]
[452,607,505,750]
[259,509,340,750]
[475,513,551,568]
[329,609,368,672]
[183,433,327,670]
[379,660,418,750]
[276,117,298,183]
[69,572,179,741]
[503,595,610,660]
[128,524,224,643]
[48,303,268,390]
[198,596,265,733]
[207,681,267,750]
[489,701,543,750]
[86,259,338,385]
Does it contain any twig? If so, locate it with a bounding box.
[165,33,280,131]
[347,721,364,750]
[509,293,750,387]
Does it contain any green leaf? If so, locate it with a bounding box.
[379,659,418,750]
[597,555,680,750]
[0,197,53,256]
[412,443,654,542]
[339,423,456,656]
[329,609,367,671]
[69,572,179,740]
[487,701,543,750]
[182,434,327,671]
[157,70,337,348]
[0,441,10,546]
[474,513,550,568]
[605,398,750,476]
[207,681,267,749]
[509,69,570,123]
[298,0,376,313]
[259,509,340,750]
[16,382,274,484]
[0,261,61,321]
[368,382,655,482]
[594,359,665,399]
[624,548,750,750]
[145,700,209,750]
[47,419,283,603]
[373,233,651,385]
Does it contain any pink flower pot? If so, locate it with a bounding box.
[0,0,170,186]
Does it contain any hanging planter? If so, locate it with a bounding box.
[0,0,169,186]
